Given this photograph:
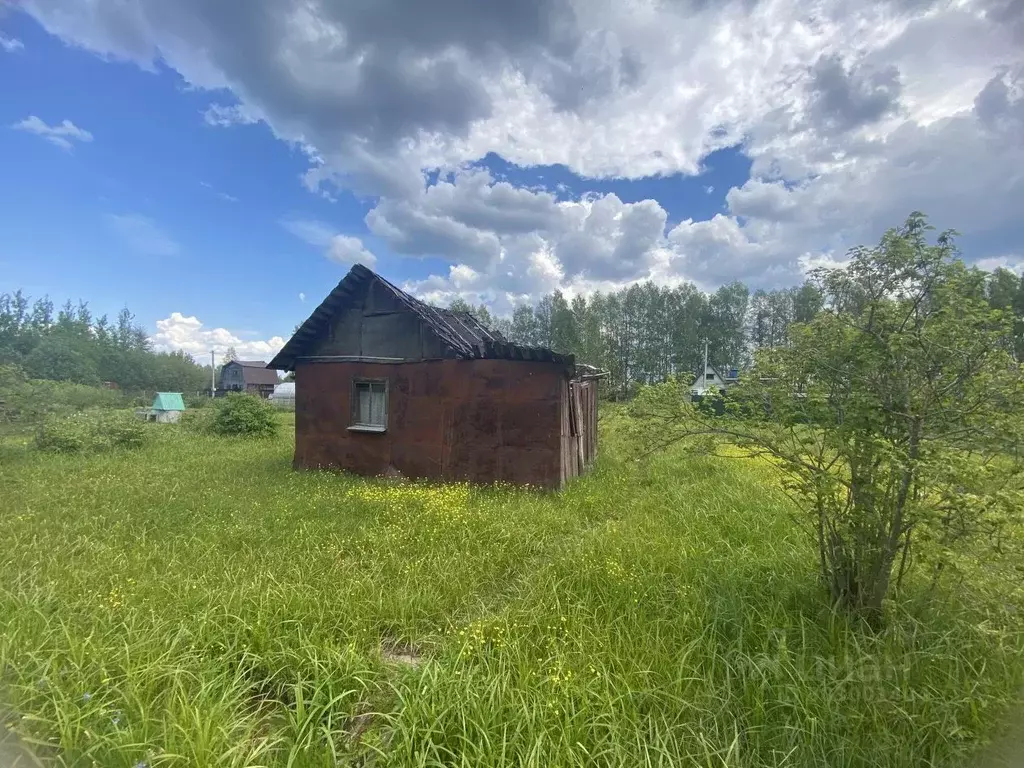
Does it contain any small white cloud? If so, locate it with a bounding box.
[1,35,24,53]
[282,218,377,267]
[13,116,92,150]
[199,181,239,202]
[327,234,376,266]
[976,255,1024,275]
[281,219,335,247]
[298,292,306,302]
[799,250,849,275]
[704,185,715,194]
[150,312,286,359]
[203,103,257,127]
[105,213,180,256]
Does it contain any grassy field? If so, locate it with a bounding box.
[1,413,1022,767]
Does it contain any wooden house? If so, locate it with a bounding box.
[220,359,278,397]
[268,264,602,489]
[691,362,740,397]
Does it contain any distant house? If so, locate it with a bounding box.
[145,392,185,423]
[691,363,740,397]
[268,264,604,489]
[220,360,278,397]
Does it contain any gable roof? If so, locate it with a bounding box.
[694,362,740,388]
[269,264,576,372]
[224,359,279,385]
[152,392,185,411]
[705,364,740,381]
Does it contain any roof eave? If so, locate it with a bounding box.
[267,263,577,371]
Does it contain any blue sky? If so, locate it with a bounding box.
[0,14,355,349]
[2,1,1022,358]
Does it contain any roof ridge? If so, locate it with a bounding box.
[269,264,571,371]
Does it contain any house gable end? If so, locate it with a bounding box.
[692,362,740,393]
[269,263,578,372]
[301,274,450,362]
[221,360,244,389]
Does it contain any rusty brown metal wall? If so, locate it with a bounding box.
[294,358,569,488]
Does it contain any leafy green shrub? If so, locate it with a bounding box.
[34,410,148,454]
[102,411,147,450]
[210,393,278,438]
[184,394,214,409]
[1,368,128,427]
[34,412,91,453]
[179,407,215,434]
[0,363,26,390]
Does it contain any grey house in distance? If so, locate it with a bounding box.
[220,360,278,398]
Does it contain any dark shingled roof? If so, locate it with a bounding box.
[269,264,576,372]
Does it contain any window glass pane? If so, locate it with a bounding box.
[353,380,387,426]
[370,389,385,425]
[357,384,371,424]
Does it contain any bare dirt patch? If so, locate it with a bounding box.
[0,718,45,768]
[380,639,423,668]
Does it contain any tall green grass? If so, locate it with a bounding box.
[1,414,1021,766]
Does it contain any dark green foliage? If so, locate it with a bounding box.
[0,365,129,427]
[628,213,1024,624]
[24,336,100,384]
[0,291,210,394]
[211,393,278,438]
[986,267,1024,360]
[488,279,819,400]
[179,407,216,434]
[34,410,148,454]
[485,249,1024,405]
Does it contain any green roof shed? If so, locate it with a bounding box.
[152,392,186,411]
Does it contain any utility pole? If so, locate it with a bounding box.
[702,338,709,395]
[210,350,216,398]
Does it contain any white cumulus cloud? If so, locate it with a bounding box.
[150,312,286,360]
[17,0,1024,306]
[282,218,377,267]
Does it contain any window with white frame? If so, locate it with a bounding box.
[350,378,388,431]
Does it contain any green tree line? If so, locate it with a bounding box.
[0,291,210,394]
[5,246,1022,402]
[624,213,1024,621]
[454,266,1024,398]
